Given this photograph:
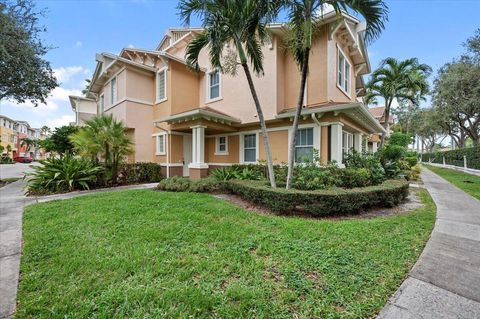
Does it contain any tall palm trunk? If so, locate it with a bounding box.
[241,63,276,188]
[380,98,393,147]
[286,48,310,189]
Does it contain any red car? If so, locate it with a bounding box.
[14,156,33,163]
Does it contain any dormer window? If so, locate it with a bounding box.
[208,70,220,101]
[156,68,167,103]
[337,48,351,95]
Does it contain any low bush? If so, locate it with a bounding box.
[26,157,103,195]
[0,155,13,164]
[225,179,409,216]
[211,166,262,181]
[157,176,222,193]
[404,156,418,168]
[422,146,480,169]
[117,162,163,185]
[339,168,371,188]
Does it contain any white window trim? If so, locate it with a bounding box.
[287,124,320,164]
[239,132,259,164]
[342,131,354,156]
[155,67,168,104]
[214,136,229,155]
[206,69,222,103]
[110,76,118,106]
[336,46,352,98]
[294,127,315,163]
[155,134,166,155]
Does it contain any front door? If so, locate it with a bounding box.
[183,135,192,176]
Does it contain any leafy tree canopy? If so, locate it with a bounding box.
[0,0,58,105]
[50,125,78,156]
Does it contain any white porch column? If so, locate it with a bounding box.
[354,133,363,152]
[330,123,344,167]
[372,142,378,153]
[189,125,208,169]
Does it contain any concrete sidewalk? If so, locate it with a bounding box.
[0,181,158,319]
[378,168,480,318]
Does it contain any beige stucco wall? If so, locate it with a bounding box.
[170,61,200,115]
[125,68,155,102]
[205,135,240,164]
[258,130,289,164]
[327,36,356,103]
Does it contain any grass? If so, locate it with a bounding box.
[17,189,435,318]
[0,177,21,187]
[424,164,480,200]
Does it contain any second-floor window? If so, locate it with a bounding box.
[156,69,167,102]
[208,70,220,100]
[338,49,351,95]
[110,77,117,105]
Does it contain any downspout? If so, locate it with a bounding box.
[311,113,322,126]
[154,123,170,178]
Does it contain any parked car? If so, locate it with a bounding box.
[14,156,33,163]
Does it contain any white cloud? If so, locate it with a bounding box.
[46,115,75,129]
[127,44,135,48]
[53,66,87,83]
[75,41,83,48]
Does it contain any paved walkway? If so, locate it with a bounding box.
[0,181,158,319]
[378,168,480,318]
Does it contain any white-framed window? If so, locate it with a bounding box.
[99,94,105,113]
[295,128,314,163]
[337,48,351,95]
[342,131,354,160]
[208,70,220,101]
[215,136,228,155]
[156,134,166,155]
[110,77,117,105]
[243,133,257,163]
[156,68,167,103]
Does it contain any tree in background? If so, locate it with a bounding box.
[49,126,78,157]
[282,0,388,189]
[70,115,132,184]
[40,125,51,135]
[415,108,445,152]
[0,145,4,154]
[367,58,431,144]
[20,137,38,158]
[178,0,281,188]
[6,144,12,157]
[0,0,58,105]
[432,28,480,147]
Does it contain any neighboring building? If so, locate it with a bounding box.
[0,115,45,158]
[70,11,385,178]
[366,106,394,152]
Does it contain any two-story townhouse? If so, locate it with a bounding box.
[0,115,16,154]
[70,11,385,179]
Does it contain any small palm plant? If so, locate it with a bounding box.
[70,114,133,184]
[178,0,281,188]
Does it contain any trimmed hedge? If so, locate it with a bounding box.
[225,179,409,216]
[421,146,480,169]
[157,176,223,193]
[116,162,163,185]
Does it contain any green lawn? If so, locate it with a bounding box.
[424,164,480,200]
[17,189,435,318]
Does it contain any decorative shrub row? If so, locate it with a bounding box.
[421,146,480,169]
[224,179,409,216]
[157,176,223,193]
[117,162,163,185]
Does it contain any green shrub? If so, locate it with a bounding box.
[117,163,163,185]
[388,132,411,147]
[211,166,262,181]
[157,176,222,193]
[292,166,340,190]
[0,155,13,164]
[210,167,237,181]
[234,167,261,180]
[26,157,103,195]
[410,164,422,181]
[225,179,409,216]
[339,168,371,188]
[381,145,406,163]
[422,146,480,169]
[404,156,418,168]
[344,151,386,185]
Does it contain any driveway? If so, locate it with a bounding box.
[0,162,40,179]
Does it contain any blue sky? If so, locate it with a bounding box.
[1,0,479,129]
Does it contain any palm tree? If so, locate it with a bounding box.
[178,0,281,188]
[283,0,389,189]
[20,137,37,158]
[70,114,132,184]
[367,57,431,144]
[6,144,12,157]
